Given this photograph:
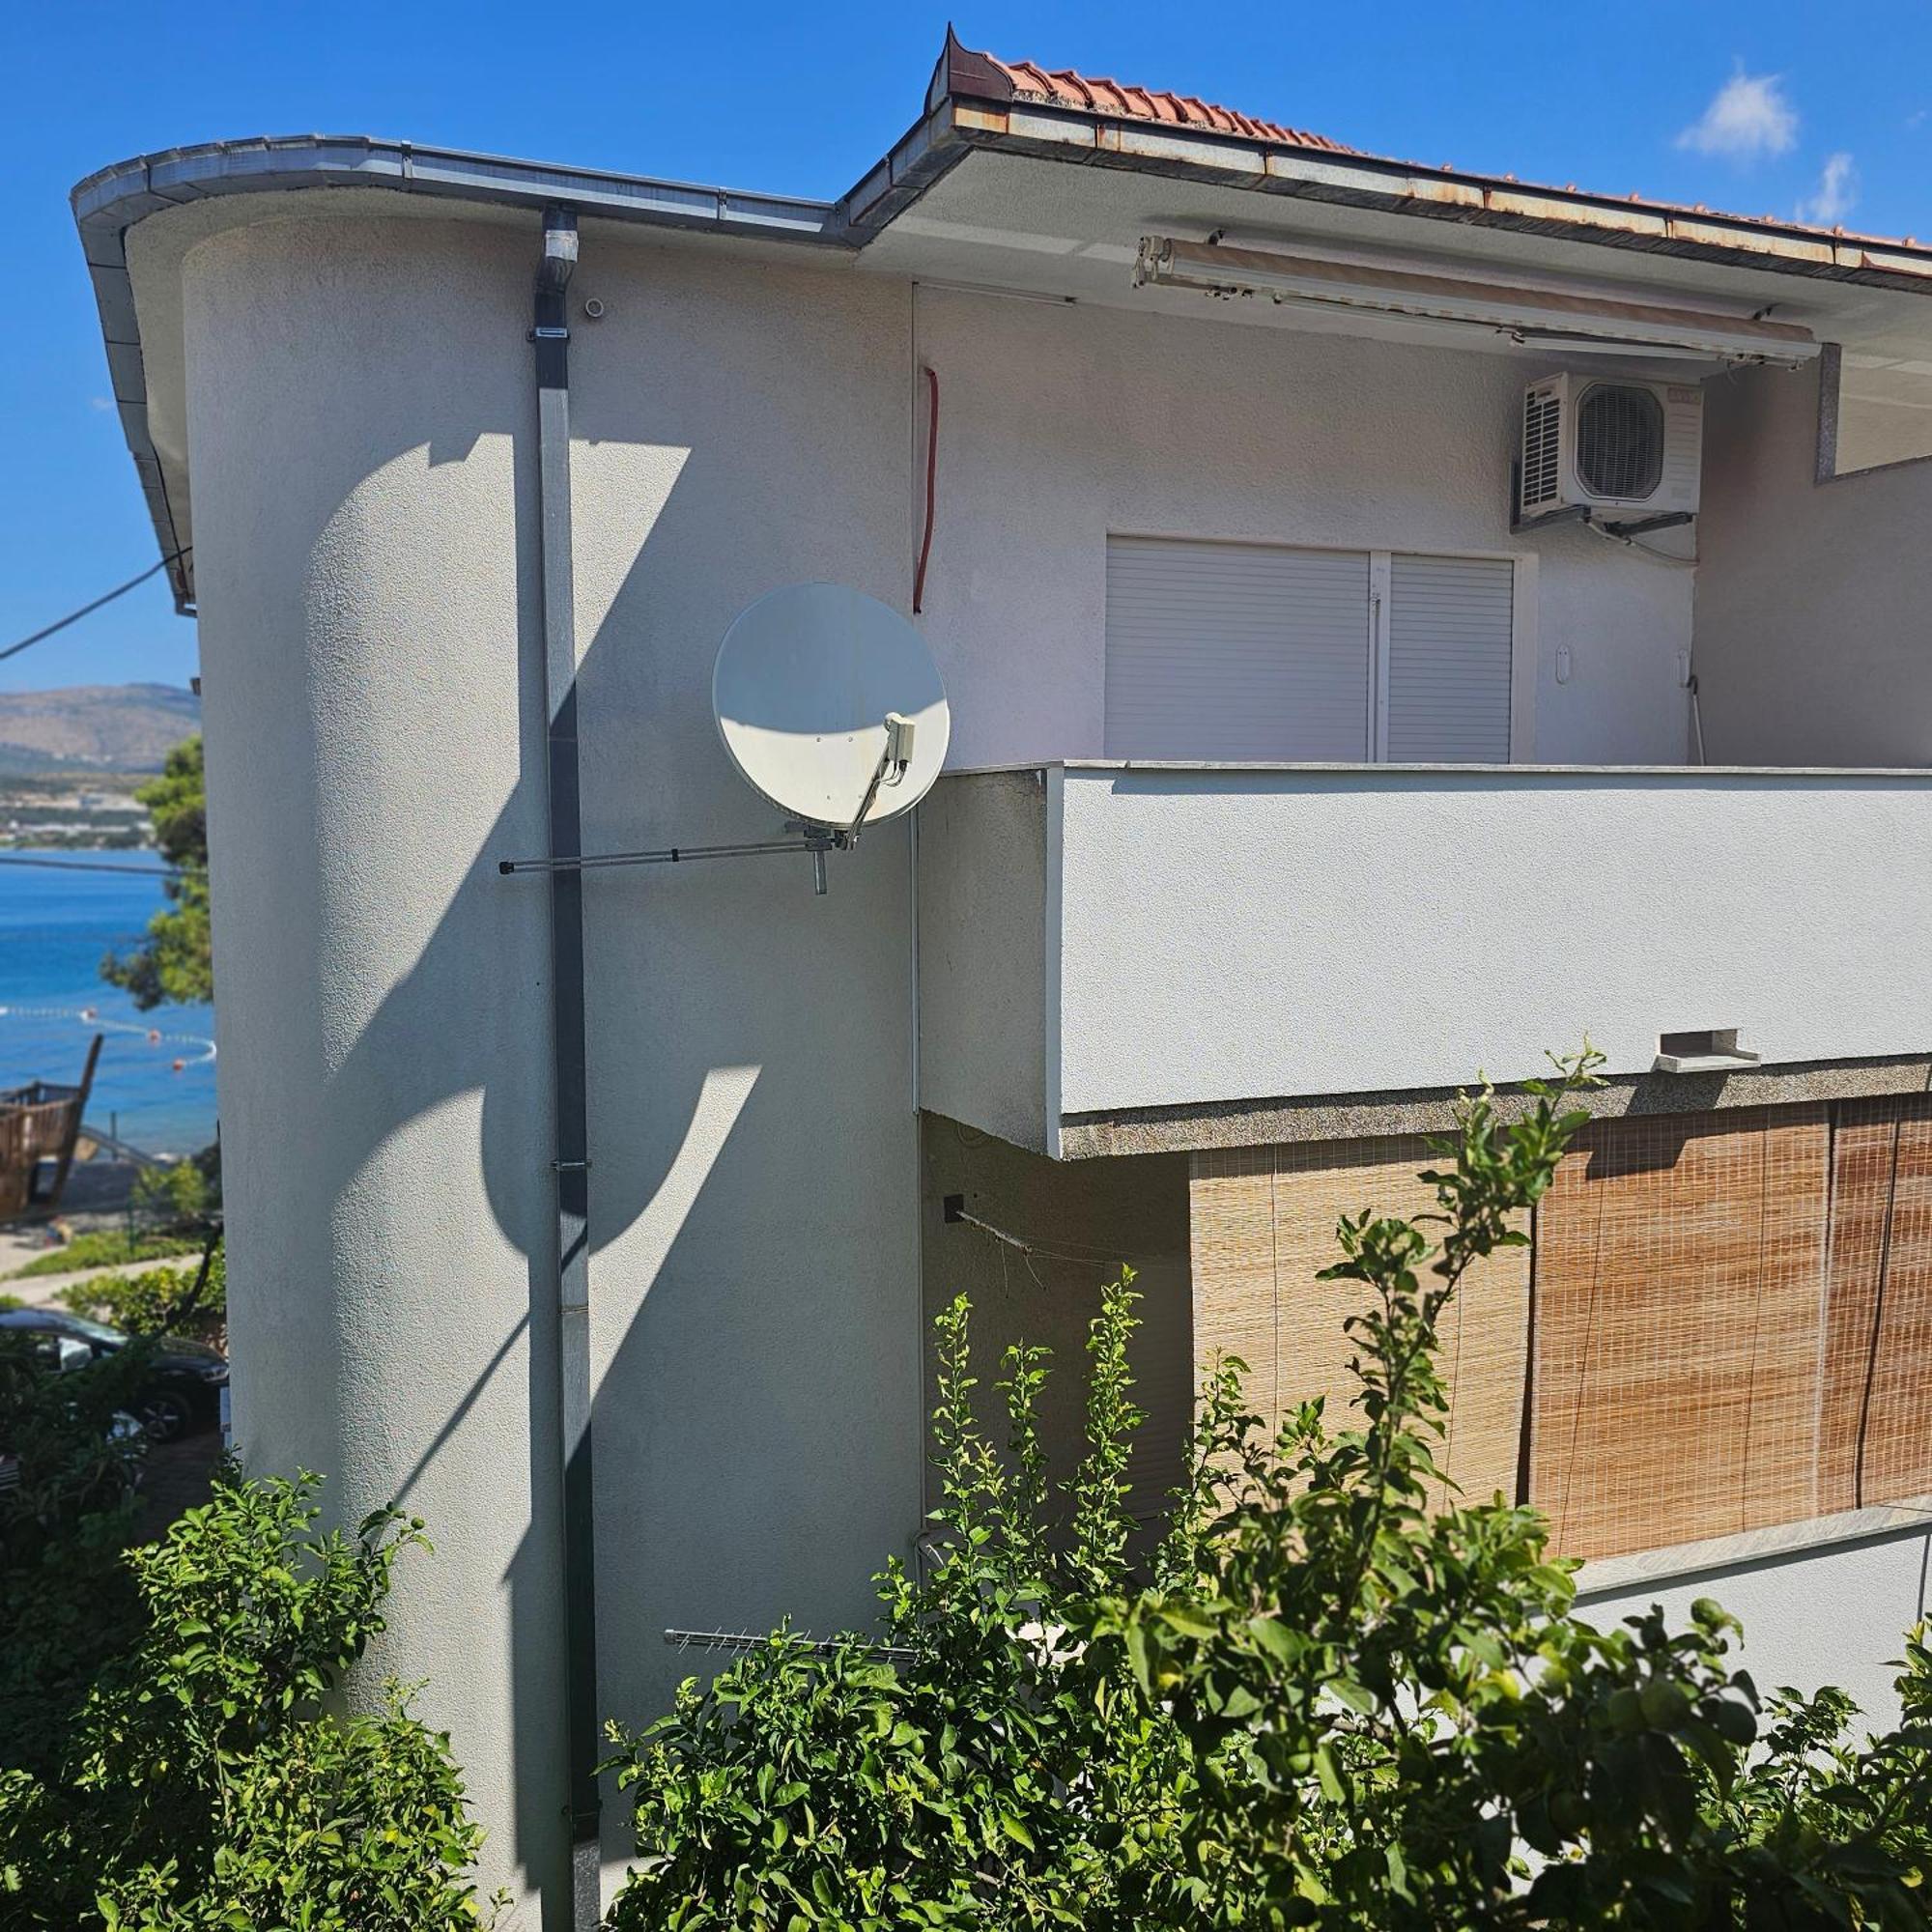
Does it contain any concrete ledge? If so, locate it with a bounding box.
[1576,1495,1932,1601]
[1060,1055,1932,1158]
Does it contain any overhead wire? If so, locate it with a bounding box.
[0,854,200,881]
[0,549,190,663]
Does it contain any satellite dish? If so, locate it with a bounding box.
[713,583,950,831]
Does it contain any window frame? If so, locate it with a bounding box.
[1105,531,1537,766]
[1369,547,1537,766]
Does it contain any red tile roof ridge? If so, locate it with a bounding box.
[935,32,1928,257]
[962,41,1355,154]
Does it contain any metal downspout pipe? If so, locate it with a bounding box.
[531,204,602,1931]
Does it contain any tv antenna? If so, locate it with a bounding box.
[498,582,951,893]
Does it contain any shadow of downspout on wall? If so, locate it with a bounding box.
[502,1061,759,1918]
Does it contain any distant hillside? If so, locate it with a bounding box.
[0,684,200,777]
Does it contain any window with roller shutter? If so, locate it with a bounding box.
[1104,535,1518,763]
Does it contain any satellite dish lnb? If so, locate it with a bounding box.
[713,583,950,833]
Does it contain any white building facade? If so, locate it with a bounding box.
[73,36,1932,1921]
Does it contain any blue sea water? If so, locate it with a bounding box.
[0,851,217,1157]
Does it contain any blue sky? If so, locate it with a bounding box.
[7,0,1930,695]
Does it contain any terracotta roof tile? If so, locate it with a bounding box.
[973,45,1355,153]
[935,34,1925,256]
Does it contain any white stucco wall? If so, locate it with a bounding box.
[1057,762,1932,1114]
[918,762,1932,1137]
[915,770,1050,1151]
[1578,1523,1931,1729]
[1695,360,1932,765]
[911,286,1695,769]
[181,210,921,1918]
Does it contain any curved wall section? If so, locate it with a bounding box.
[180,210,923,1914]
[183,211,560,1903]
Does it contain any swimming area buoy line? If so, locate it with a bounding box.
[0,1004,217,1069]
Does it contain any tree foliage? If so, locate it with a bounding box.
[100,735,211,1010]
[0,1378,494,1930]
[60,1241,226,1341]
[0,1332,152,1778]
[606,1052,1932,1929]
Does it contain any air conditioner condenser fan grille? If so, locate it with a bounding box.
[1521,388,1562,508]
[1575,383,1664,500]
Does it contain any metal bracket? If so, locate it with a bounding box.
[1601,509,1696,539]
[842,714,917,839]
[1510,502,1593,537]
[665,1626,920,1664]
[1507,456,1696,540]
[498,823,847,895]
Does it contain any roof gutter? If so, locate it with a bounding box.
[841,30,1932,296]
[71,138,848,612]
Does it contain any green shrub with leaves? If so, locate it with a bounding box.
[60,1240,225,1341]
[606,1051,1932,1929]
[129,1154,214,1234]
[605,1271,1177,1931]
[1091,1057,1932,1928]
[0,1331,152,1778]
[0,1463,496,1929]
[4,1230,205,1282]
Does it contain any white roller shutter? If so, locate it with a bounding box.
[1385,554,1515,763]
[1104,538,1371,761]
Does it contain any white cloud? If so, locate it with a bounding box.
[88,395,112,412]
[1797,151,1858,225]
[1677,71,1798,159]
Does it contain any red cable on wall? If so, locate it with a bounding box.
[913,365,939,613]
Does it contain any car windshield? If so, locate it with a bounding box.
[51,1313,126,1347]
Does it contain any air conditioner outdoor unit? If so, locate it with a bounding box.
[1519,374,1704,520]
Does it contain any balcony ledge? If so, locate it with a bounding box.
[944,757,1932,780]
[915,761,1932,1156]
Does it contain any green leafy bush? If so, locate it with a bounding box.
[0,1331,152,1777]
[1090,1062,1932,1927]
[605,1272,1177,1931]
[60,1241,225,1339]
[0,1433,494,1926]
[129,1153,214,1233]
[605,1053,1932,1929]
[5,1230,203,1281]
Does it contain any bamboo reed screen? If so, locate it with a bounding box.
[1527,1107,1829,1558]
[1190,1137,1529,1508]
[1818,1095,1932,1513]
[1190,1095,1932,1566]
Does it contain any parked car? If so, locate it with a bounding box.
[0,1406,146,1513]
[0,1306,227,1442]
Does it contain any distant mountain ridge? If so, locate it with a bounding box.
[0,684,200,777]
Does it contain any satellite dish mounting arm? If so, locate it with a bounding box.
[844,713,916,840]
